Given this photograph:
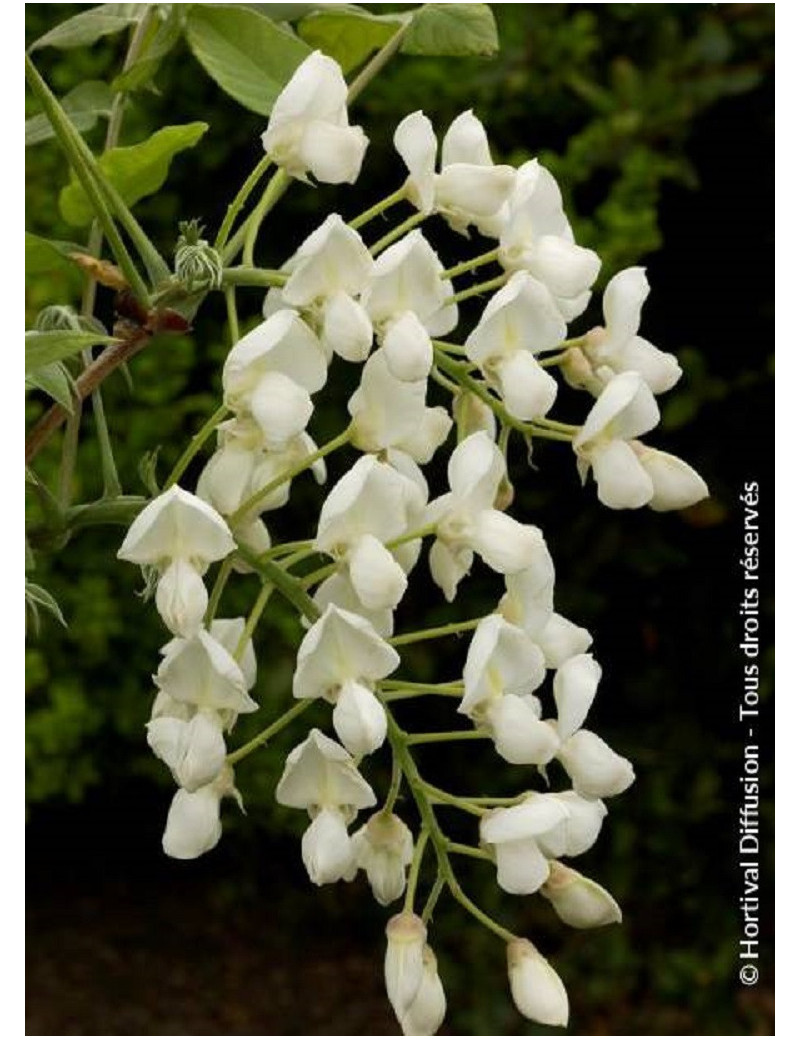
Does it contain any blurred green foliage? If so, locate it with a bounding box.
[26,4,773,1035]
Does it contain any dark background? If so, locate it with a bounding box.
[26,4,774,1035]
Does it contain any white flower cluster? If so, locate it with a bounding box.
[117,51,710,1034]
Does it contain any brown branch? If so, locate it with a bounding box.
[25,328,151,465]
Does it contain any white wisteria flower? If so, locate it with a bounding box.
[547,653,636,799]
[348,349,452,464]
[197,417,327,521]
[280,214,374,362]
[261,51,368,184]
[499,159,601,319]
[573,371,661,509]
[394,109,516,235]
[118,486,235,636]
[426,431,544,600]
[161,766,240,861]
[460,615,558,766]
[222,310,328,449]
[632,441,710,512]
[314,454,426,612]
[293,605,399,755]
[465,270,566,420]
[352,811,414,906]
[506,938,569,1028]
[146,711,227,792]
[540,860,622,929]
[582,267,682,393]
[479,793,571,895]
[276,729,377,885]
[155,628,258,718]
[361,230,457,381]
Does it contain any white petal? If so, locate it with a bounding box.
[301,807,356,885]
[394,111,437,214]
[293,604,400,701]
[614,335,682,394]
[276,728,376,812]
[495,350,558,420]
[446,430,505,509]
[603,266,648,351]
[436,163,516,221]
[428,538,473,601]
[332,679,388,757]
[156,629,256,715]
[266,51,348,132]
[173,714,227,792]
[494,837,551,895]
[480,794,569,845]
[250,371,313,449]
[298,119,368,184]
[507,939,569,1027]
[399,945,447,1036]
[558,729,635,799]
[348,533,408,611]
[210,617,257,690]
[223,310,327,404]
[637,446,709,512]
[461,615,546,714]
[574,371,659,448]
[353,811,414,906]
[155,559,207,637]
[383,312,433,382]
[470,510,543,574]
[526,235,600,299]
[487,695,560,765]
[589,439,654,510]
[541,861,622,928]
[547,791,608,857]
[385,912,427,1017]
[162,786,222,860]
[535,612,593,669]
[442,110,493,166]
[553,653,602,740]
[118,486,234,567]
[313,572,394,638]
[282,214,373,305]
[321,292,373,362]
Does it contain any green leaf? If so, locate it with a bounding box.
[298,9,404,73]
[25,581,67,632]
[186,4,311,116]
[26,80,115,147]
[29,4,145,52]
[401,4,498,57]
[26,362,78,415]
[59,122,209,227]
[25,233,84,296]
[244,4,322,22]
[112,8,185,93]
[25,331,117,375]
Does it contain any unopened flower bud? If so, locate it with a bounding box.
[506,938,569,1027]
[352,812,413,906]
[175,220,223,291]
[385,912,427,1018]
[541,861,622,928]
[147,712,227,792]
